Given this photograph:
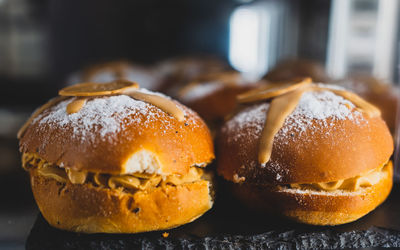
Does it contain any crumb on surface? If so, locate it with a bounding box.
[233,174,245,183]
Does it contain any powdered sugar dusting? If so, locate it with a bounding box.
[224,90,362,143]
[33,94,189,143]
[279,91,365,143]
[292,91,359,120]
[35,96,152,141]
[294,90,354,119]
[224,103,268,144]
[222,89,366,178]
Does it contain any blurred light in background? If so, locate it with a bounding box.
[0,0,48,78]
[229,0,298,80]
[326,0,399,81]
[229,6,269,79]
[326,0,351,79]
[373,0,399,80]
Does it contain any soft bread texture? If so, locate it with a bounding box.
[229,162,393,225]
[124,150,162,174]
[30,170,213,233]
[217,103,393,185]
[19,96,214,175]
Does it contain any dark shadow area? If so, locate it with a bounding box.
[26,182,400,249]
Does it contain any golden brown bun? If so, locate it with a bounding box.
[182,86,253,123]
[178,72,261,124]
[264,59,329,83]
[30,171,213,233]
[217,102,393,185]
[157,56,230,96]
[336,75,399,133]
[19,95,214,175]
[229,162,393,225]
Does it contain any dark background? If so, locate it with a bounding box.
[0,0,332,106]
[4,0,400,249]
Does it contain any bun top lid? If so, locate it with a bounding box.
[217,79,393,184]
[19,81,214,175]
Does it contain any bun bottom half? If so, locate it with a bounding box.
[229,162,393,226]
[30,172,213,233]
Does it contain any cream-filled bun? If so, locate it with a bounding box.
[177,71,262,128]
[263,59,329,83]
[67,61,162,91]
[336,75,399,134]
[157,55,230,97]
[217,79,393,225]
[18,80,214,233]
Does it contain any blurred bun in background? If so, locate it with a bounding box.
[177,71,263,130]
[336,75,399,134]
[157,55,231,97]
[263,59,330,83]
[67,61,162,91]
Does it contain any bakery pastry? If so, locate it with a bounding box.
[157,55,230,96]
[67,61,161,90]
[264,59,329,83]
[337,75,399,133]
[217,78,393,225]
[18,80,215,233]
[177,71,261,128]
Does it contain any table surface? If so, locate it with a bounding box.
[25,182,400,249]
[2,137,400,249]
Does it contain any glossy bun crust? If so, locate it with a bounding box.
[217,104,393,185]
[30,170,213,233]
[217,88,393,225]
[19,96,214,175]
[229,162,392,225]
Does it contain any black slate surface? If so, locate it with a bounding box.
[26,183,400,250]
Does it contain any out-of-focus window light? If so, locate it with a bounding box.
[326,0,351,79]
[373,0,399,80]
[326,0,399,81]
[229,6,270,80]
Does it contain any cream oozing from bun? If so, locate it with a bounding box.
[19,82,215,233]
[217,81,393,225]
